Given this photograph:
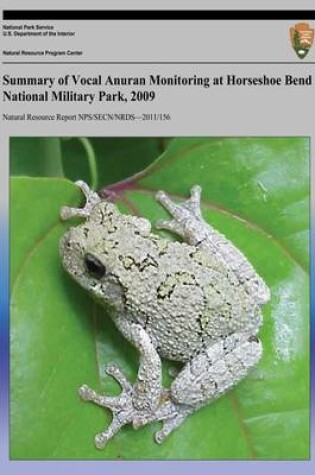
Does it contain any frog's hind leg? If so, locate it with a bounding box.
[171,333,262,406]
[152,332,262,443]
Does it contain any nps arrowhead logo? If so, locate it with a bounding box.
[290,23,314,59]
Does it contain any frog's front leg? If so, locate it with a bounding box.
[79,320,163,449]
[60,180,101,220]
[79,365,134,448]
[154,332,262,443]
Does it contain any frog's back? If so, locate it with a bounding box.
[130,239,264,362]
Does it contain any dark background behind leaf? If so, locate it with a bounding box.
[10,137,170,186]
[10,137,309,460]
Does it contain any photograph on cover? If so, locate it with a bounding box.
[10,136,309,460]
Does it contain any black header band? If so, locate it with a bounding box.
[3,10,315,21]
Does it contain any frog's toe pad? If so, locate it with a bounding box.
[60,181,101,220]
[155,186,203,226]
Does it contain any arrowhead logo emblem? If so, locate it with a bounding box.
[290,23,314,59]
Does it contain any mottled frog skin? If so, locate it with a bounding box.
[59,181,270,448]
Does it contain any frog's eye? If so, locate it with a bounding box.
[84,253,106,279]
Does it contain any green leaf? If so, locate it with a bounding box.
[10,137,309,459]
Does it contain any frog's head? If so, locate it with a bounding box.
[59,200,127,313]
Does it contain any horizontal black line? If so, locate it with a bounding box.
[3,10,315,21]
[2,62,315,65]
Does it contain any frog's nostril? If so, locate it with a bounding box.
[65,237,72,249]
[248,335,259,343]
[60,234,72,253]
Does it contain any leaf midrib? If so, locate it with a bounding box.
[11,221,60,298]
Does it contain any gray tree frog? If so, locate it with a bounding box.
[59,180,270,449]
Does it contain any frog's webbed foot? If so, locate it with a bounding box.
[79,363,174,448]
[60,180,101,221]
[155,408,192,444]
[80,366,192,448]
[78,363,135,449]
[152,332,263,444]
[155,186,207,243]
[130,388,193,444]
